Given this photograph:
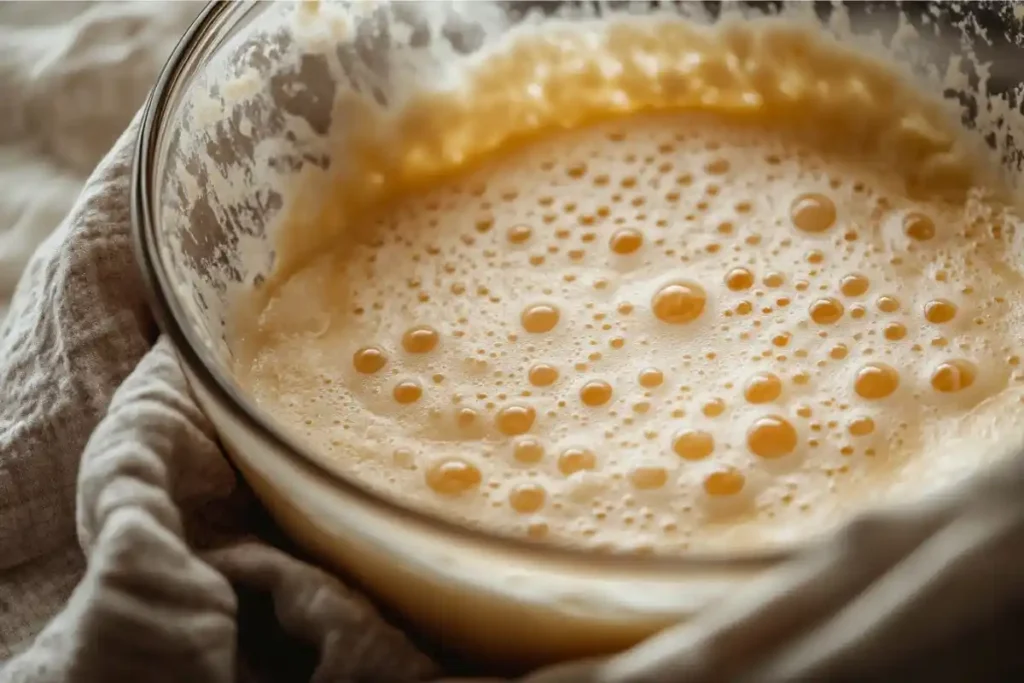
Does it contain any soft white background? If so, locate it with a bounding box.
[0,1,202,319]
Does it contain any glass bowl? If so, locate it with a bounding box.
[132,0,1021,670]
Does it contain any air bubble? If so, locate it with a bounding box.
[790,193,836,232]
[924,299,957,324]
[496,404,536,435]
[393,380,423,404]
[513,438,545,463]
[508,482,547,513]
[744,372,783,404]
[629,466,669,489]
[702,398,726,417]
[876,296,900,313]
[652,281,707,324]
[521,304,560,333]
[580,380,614,406]
[610,228,644,254]
[507,224,533,244]
[672,429,715,460]
[558,448,597,475]
[848,416,875,436]
[930,359,976,393]
[883,322,907,341]
[638,368,664,388]
[840,274,870,297]
[854,363,900,400]
[704,468,746,496]
[725,267,754,291]
[903,213,935,241]
[426,458,482,495]
[353,347,387,374]
[747,415,798,459]
[402,326,440,353]
[809,297,844,325]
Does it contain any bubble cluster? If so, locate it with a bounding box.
[239,110,1024,555]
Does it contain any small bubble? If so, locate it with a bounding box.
[854,363,900,400]
[672,429,715,460]
[652,281,707,324]
[507,224,533,244]
[639,367,664,388]
[558,448,597,475]
[876,296,901,313]
[495,405,536,436]
[884,322,907,341]
[610,228,644,255]
[353,346,387,374]
[513,438,545,463]
[702,398,726,417]
[904,212,936,241]
[521,304,560,333]
[930,359,976,393]
[705,158,731,175]
[848,416,875,436]
[704,468,746,496]
[840,274,870,297]
[924,299,957,324]
[725,267,754,291]
[747,415,798,458]
[744,372,783,404]
[629,466,669,490]
[402,326,440,354]
[809,297,844,325]
[508,482,547,513]
[580,380,614,407]
[393,380,423,404]
[456,408,479,429]
[426,458,481,495]
[566,162,588,179]
[791,193,837,233]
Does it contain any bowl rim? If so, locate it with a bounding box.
[132,0,801,575]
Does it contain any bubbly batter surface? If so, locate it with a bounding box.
[232,16,1024,554]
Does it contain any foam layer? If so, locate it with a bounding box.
[231,16,1024,554]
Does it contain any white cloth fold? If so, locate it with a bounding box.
[0,120,437,683]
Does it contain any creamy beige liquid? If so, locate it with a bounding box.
[232,17,1024,557]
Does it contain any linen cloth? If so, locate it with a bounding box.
[3,2,1024,683]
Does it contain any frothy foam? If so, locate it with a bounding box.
[231,16,1024,555]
